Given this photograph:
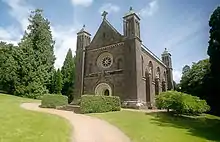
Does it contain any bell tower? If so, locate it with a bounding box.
[75,25,91,97]
[123,7,141,39]
[123,7,143,102]
[162,48,174,90]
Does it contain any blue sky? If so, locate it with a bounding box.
[0,0,219,83]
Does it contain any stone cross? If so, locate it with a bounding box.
[101,11,108,20]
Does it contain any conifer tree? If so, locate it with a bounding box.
[15,9,55,98]
[54,69,63,94]
[207,6,220,115]
[61,48,75,102]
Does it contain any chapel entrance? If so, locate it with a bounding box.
[95,83,112,96]
[104,89,110,96]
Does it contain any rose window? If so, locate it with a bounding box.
[97,52,113,69]
[102,56,112,67]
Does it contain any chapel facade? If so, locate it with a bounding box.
[74,8,174,108]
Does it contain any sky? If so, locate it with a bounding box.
[0,0,219,83]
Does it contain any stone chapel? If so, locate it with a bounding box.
[74,8,174,108]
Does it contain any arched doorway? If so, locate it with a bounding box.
[95,83,112,96]
[104,89,110,96]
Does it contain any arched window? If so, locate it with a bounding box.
[141,56,144,76]
[148,61,153,80]
[156,67,160,79]
[117,58,123,69]
[163,71,166,82]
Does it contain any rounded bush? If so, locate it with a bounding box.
[80,95,121,113]
[155,91,210,115]
[41,94,68,108]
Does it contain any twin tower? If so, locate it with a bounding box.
[74,8,173,108]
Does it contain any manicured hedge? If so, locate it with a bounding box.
[41,94,68,108]
[156,91,210,115]
[80,95,121,113]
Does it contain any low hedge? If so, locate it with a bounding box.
[80,95,121,113]
[156,91,210,115]
[41,94,68,108]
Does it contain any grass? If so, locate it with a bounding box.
[90,110,220,142]
[0,93,71,142]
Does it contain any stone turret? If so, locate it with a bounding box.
[75,25,91,97]
[123,7,141,40]
[162,48,174,90]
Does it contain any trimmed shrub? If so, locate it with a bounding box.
[156,91,210,115]
[41,94,68,108]
[80,95,121,113]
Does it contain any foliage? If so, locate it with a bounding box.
[54,69,63,94]
[61,48,75,103]
[48,69,56,94]
[91,110,220,142]
[179,59,210,99]
[0,94,70,142]
[207,6,220,115]
[80,95,121,113]
[41,94,68,108]
[182,65,190,75]
[156,91,210,115]
[3,9,56,98]
[0,42,18,93]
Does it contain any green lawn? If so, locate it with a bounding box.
[0,94,71,142]
[90,110,220,142]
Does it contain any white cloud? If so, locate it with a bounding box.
[0,26,22,45]
[99,3,120,14]
[139,0,158,17]
[173,70,182,83]
[2,0,33,32]
[71,0,93,7]
[51,26,79,69]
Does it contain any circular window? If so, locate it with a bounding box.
[102,56,112,67]
[97,52,113,69]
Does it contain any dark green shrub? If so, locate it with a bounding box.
[80,95,121,113]
[156,91,210,115]
[41,94,68,108]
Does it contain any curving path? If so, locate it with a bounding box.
[21,103,131,142]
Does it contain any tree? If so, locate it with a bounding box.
[61,48,75,102]
[182,65,190,75]
[15,9,56,98]
[207,6,220,115]
[0,42,18,93]
[54,69,63,94]
[179,59,210,99]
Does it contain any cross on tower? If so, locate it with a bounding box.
[101,11,108,20]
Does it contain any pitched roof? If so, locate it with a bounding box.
[89,19,123,47]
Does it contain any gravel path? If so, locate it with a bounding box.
[21,103,131,142]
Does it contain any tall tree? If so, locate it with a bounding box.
[179,59,210,99]
[0,42,18,93]
[61,48,75,102]
[207,6,220,115]
[54,69,63,94]
[15,9,56,98]
[182,65,190,75]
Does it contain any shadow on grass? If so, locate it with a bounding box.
[145,112,220,142]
